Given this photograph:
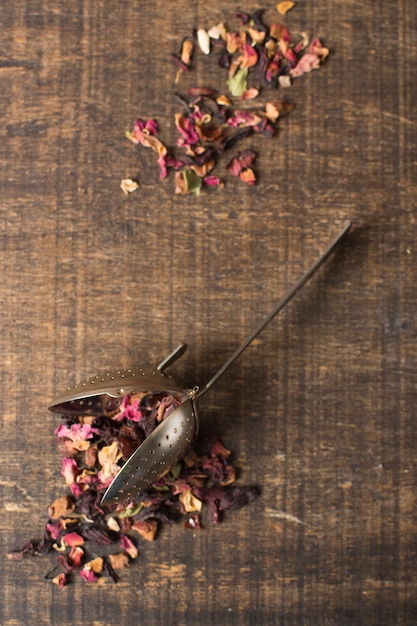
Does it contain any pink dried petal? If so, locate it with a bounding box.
[120,534,138,559]
[68,545,84,568]
[290,52,321,77]
[226,149,256,176]
[80,566,98,583]
[175,113,199,146]
[239,87,260,100]
[55,423,98,442]
[69,482,83,497]
[237,44,258,69]
[133,118,159,143]
[46,521,62,540]
[63,532,85,547]
[227,110,262,128]
[310,38,329,59]
[203,175,223,187]
[115,395,144,422]
[61,457,78,486]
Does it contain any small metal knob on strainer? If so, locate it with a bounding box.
[49,222,351,506]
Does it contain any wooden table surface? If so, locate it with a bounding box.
[1,1,416,625]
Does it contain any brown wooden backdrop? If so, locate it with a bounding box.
[1,1,416,625]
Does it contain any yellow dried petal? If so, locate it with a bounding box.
[86,557,104,574]
[48,495,75,520]
[216,94,232,107]
[108,553,130,570]
[179,488,203,513]
[181,38,194,65]
[98,441,122,466]
[277,1,295,15]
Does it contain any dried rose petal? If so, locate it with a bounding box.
[226,149,256,176]
[68,545,84,568]
[52,573,68,588]
[84,445,98,468]
[63,532,85,547]
[203,175,223,188]
[80,565,98,583]
[61,457,78,486]
[120,534,138,559]
[175,113,200,146]
[46,521,61,540]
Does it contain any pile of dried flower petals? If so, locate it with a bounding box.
[7,391,258,587]
[126,8,328,194]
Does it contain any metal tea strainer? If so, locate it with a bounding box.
[49,222,351,506]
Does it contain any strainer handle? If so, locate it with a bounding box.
[196,221,351,399]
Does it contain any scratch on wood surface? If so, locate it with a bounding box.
[0,479,37,504]
[145,562,187,584]
[4,502,28,512]
[266,509,305,525]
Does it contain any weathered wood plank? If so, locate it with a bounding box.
[1,1,417,624]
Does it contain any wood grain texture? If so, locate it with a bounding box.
[1,1,416,624]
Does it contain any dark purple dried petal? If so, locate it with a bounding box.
[81,527,116,546]
[103,559,120,583]
[220,126,254,152]
[171,54,189,72]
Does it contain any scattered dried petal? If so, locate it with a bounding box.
[80,565,98,583]
[87,556,104,574]
[63,532,85,547]
[279,75,292,88]
[216,94,232,106]
[48,496,75,520]
[131,519,158,542]
[197,28,211,55]
[179,488,203,513]
[226,149,256,176]
[208,22,227,40]
[106,516,121,533]
[181,38,194,65]
[52,573,68,588]
[108,552,129,570]
[120,178,139,194]
[239,168,256,185]
[121,535,138,559]
[277,1,295,15]
[68,546,84,568]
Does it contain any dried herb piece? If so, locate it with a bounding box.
[277,1,295,15]
[126,6,328,195]
[8,390,259,586]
